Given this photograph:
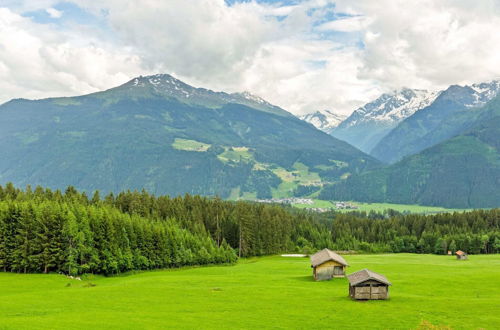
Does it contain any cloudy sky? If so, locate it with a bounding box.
[2,0,500,115]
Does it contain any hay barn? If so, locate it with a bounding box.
[455,250,468,260]
[310,248,348,281]
[347,269,391,300]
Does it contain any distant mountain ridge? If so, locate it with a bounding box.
[320,92,500,208]
[331,88,440,153]
[371,80,500,163]
[0,74,378,199]
[99,74,292,117]
[299,110,347,133]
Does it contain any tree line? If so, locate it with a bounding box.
[0,183,499,275]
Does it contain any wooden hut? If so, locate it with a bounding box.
[347,269,391,300]
[455,250,468,260]
[310,248,348,281]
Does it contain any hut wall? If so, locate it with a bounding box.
[314,260,345,280]
[350,280,389,300]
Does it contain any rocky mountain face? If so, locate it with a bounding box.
[370,80,500,163]
[331,88,440,153]
[299,110,347,134]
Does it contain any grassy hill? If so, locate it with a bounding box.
[0,74,378,199]
[0,254,498,329]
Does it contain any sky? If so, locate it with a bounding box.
[1,0,500,115]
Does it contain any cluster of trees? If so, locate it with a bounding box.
[324,211,500,254]
[0,186,236,275]
[0,183,499,275]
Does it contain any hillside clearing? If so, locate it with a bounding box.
[171,138,211,152]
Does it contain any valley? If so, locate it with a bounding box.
[3,2,500,329]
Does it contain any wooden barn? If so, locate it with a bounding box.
[456,250,468,260]
[310,248,348,281]
[347,269,391,300]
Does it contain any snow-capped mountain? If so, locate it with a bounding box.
[370,79,500,163]
[339,88,440,129]
[465,80,500,107]
[331,88,440,153]
[299,110,347,133]
[120,74,291,117]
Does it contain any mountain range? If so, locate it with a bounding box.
[370,81,500,163]
[330,88,440,153]
[2,73,500,208]
[319,93,500,208]
[0,74,377,200]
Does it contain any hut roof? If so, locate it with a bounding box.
[347,269,391,286]
[455,250,467,256]
[310,248,348,267]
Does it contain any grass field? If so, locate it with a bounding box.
[292,199,469,214]
[172,138,211,152]
[0,254,499,329]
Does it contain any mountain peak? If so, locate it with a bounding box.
[339,88,440,128]
[233,91,267,105]
[300,110,347,133]
[331,88,441,153]
[107,73,292,117]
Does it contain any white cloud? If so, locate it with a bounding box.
[2,0,500,116]
[70,0,374,114]
[336,0,500,91]
[0,8,144,102]
[46,7,63,19]
[317,16,371,32]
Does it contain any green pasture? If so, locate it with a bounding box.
[0,254,498,329]
[292,199,469,214]
[171,138,211,152]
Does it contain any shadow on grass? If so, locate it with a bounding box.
[291,275,315,282]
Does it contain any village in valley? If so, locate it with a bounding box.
[255,198,359,212]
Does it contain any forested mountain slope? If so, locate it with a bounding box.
[0,74,378,199]
[320,95,500,208]
[371,81,500,163]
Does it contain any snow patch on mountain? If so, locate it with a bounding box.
[467,80,500,107]
[125,74,291,117]
[339,88,441,129]
[299,110,347,133]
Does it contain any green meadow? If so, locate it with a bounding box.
[1,254,499,329]
[292,199,469,214]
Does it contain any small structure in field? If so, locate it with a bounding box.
[310,248,348,281]
[455,250,468,260]
[347,269,391,300]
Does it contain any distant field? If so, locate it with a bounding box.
[293,199,469,214]
[0,254,498,329]
[172,138,211,152]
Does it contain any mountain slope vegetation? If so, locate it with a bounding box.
[0,74,378,199]
[371,81,500,163]
[320,95,500,208]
